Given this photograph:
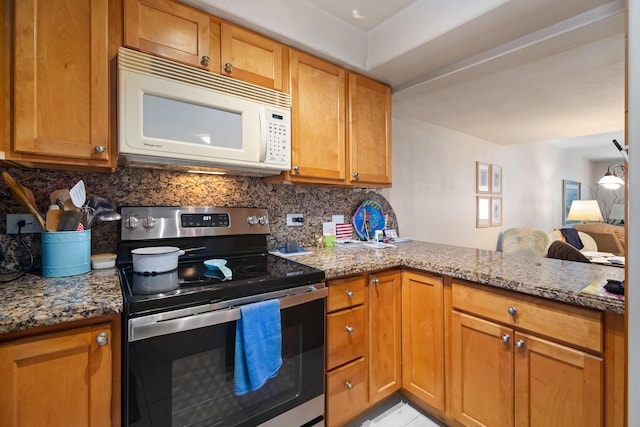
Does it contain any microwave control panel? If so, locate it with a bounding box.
[264,109,290,165]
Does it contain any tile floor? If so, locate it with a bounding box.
[347,397,445,427]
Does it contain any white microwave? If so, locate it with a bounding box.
[118,47,291,176]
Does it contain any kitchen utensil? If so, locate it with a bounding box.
[131,246,205,274]
[45,209,63,232]
[58,211,84,231]
[49,189,71,210]
[69,180,86,208]
[93,210,122,223]
[203,259,233,280]
[2,172,46,230]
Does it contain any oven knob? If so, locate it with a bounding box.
[142,216,157,230]
[247,215,258,226]
[124,216,139,229]
[258,216,268,225]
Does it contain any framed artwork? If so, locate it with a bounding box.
[491,164,502,194]
[562,179,581,225]
[476,196,490,228]
[476,162,490,193]
[491,197,502,226]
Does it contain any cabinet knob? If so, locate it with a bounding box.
[345,325,354,333]
[345,290,354,297]
[508,306,518,316]
[96,332,109,346]
[501,334,511,343]
[94,145,106,154]
[292,166,300,173]
[371,278,380,286]
[345,381,353,390]
[516,339,526,348]
[224,63,233,74]
[201,55,210,66]
[352,172,359,180]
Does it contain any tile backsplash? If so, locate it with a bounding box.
[1,166,396,273]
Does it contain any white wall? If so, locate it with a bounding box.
[388,115,593,250]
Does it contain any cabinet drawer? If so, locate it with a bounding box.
[326,357,368,427]
[327,276,366,312]
[452,281,603,353]
[326,305,366,370]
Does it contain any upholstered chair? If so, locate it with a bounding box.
[502,227,551,257]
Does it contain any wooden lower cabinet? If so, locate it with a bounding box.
[450,281,604,427]
[368,270,401,404]
[0,320,117,426]
[326,357,368,427]
[401,271,445,412]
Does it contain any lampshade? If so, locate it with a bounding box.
[567,200,603,222]
[609,203,625,221]
[598,164,625,190]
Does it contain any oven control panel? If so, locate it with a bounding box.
[181,213,230,228]
[120,206,270,240]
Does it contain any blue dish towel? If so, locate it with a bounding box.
[234,299,282,396]
[560,228,584,250]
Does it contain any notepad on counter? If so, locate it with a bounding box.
[269,247,311,257]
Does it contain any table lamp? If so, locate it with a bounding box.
[567,200,603,223]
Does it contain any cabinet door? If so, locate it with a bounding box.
[220,22,287,91]
[368,270,401,404]
[124,0,211,69]
[451,311,514,427]
[514,332,604,427]
[401,271,445,411]
[0,323,112,427]
[288,50,347,184]
[13,0,113,168]
[348,73,392,186]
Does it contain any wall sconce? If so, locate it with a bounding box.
[567,200,604,223]
[598,163,625,190]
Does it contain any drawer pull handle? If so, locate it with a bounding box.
[345,325,354,333]
[372,278,380,286]
[508,306,518,316]
[345,290,354,297]
[345,381,353,390]
[516,339,526,348]
[501,334,511,343]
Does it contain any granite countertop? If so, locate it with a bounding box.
[0,240,625,336]
[0,268,122,335]
[280,240,625,314]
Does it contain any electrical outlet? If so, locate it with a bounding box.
[6,214,43,234]
[286,213,304,226]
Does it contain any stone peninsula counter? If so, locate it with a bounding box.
[281,240,625,314]
[0,268,122,335]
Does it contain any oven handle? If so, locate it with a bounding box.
[129,284,327,342]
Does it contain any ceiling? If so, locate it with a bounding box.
[183,0,626,161]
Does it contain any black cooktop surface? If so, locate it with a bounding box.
[120,253,324,316]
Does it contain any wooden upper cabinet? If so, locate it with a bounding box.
[124,0,212,69]
[285,50,347,184]
[220,21,288,91]
[11,0,114,170]
[348,73,392,187]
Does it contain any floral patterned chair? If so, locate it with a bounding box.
[501,227,551,257]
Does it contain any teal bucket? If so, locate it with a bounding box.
[41,230,91,277]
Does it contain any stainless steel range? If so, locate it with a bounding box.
[117,206,326,427]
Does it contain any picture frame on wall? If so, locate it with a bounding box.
[491,197,502,226]
[476,162,490,193]
[562,179,581,225]
[476,196,490,228]
[491,164,502,194]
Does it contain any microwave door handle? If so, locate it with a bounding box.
[259,108,268,162]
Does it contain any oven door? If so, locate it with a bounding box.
[124,286,326,427]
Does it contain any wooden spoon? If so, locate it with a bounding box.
[2,172,47,230]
